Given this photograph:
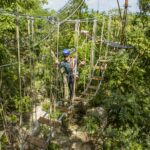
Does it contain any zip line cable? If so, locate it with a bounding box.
[0,0,85,24]
[0,9,53,20]
[59,0,85,25]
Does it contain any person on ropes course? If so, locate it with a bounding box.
[60,48,85,103]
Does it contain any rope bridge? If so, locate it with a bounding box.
[0,0,132,149]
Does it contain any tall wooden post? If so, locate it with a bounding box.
[16,15,22,126]
[73,20,80,101]
[90,19,97,74]
[121,0,128,44]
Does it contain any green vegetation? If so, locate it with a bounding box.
[0,0,150,149]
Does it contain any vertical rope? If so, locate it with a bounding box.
[55,22,60,111]
[16,15,23,150]
[27,18,33,130]
[73,20,80,101]
[28,18,32,89]
[16,15,22,126]
[105,16,111,58]
[31,18,37,121]
[56,22,60,60]
[99,16,105,57]
[90,19,97,75]
[84,18,89,90]
[49,44,52,117]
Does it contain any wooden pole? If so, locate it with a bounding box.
[73,20,80,102]
[90,19,97,75]
[121,0,128,44]
[16,15,22,126]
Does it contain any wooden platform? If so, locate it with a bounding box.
[38,117,61,127]
[26,135,48,149]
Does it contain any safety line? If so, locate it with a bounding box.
[59,0,85,25]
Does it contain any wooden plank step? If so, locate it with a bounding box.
[38,117,61,127]
[26,135,48,149]
[91,76,103,81]
[56,106,68,112]
[99,60,109,63]
[88,86,98,90]
[94,65,106,71]
[73,97,84,101]
[81,93,94,97]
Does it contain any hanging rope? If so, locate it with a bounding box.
[105,15,112,59]
[83,18,89,90]
[31,18,38,122]
[16,15,23,127]
[55,21,60,111]
[90,19,97,76]
[99,16,105,56]
[59,0,85,25]
[73,20,80,101]
[27,17,35,131]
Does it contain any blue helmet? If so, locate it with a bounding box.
[62,49,70,56]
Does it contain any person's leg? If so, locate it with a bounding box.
[64,74,69,102]
[68,75,74,102]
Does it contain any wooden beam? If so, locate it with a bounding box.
[38,117,61,127]
[26,135,48,149]
[88,86,98,90]
[91,76,103,81]
[73,97,84,101]
[99,60,109,63]
[81,93,94,97]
